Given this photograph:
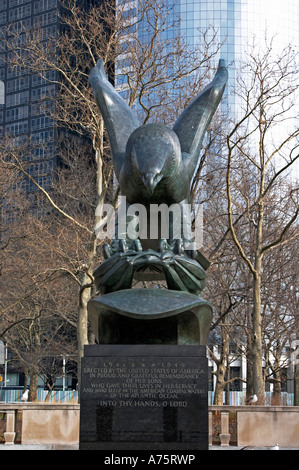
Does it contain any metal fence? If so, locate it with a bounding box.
[208,391,294,406]
[0,388,78,403]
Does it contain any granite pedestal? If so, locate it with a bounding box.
[79,345,208,450]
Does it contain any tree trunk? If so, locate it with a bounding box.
[28,369,38,402]
[272,374,282,405]
[22,370,29,395]
[246,325,254,399]
[251,154,266,403]
[225,361,230,405]
[252,269,265,404]
[213,362,226,406]
[213,325,229,405]
[44,384,55,402]
[76,137,104,401]
[77,270,92,401]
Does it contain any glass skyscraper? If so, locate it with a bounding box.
[115,0,299,179]
[116,0,299,112]
[178,0,299,57]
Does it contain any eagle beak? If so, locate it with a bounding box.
[142,172,157,195]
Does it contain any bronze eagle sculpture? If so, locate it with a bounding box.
[89,58,228,262]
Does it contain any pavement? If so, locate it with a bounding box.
[0,444,298,450]
[209,445,298,450]
[0,444,79,450]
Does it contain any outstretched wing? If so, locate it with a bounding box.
[173,59,228,179]
[89,59,139,180]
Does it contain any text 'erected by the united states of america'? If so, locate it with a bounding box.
[82,359,206,407]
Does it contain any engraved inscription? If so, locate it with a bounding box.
[82,358,207,408]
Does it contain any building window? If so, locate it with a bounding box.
[31,128,54,144]
[9,4,32,22]
[7,76,29,92]
[31,84,56,101]
[34,0,57,13]
[8,17,31,33]
[5,120,28,135]
[34,10,57,26]
[34,145,54,159]
[7,65,27,79]
[0,0,7,11]
[6,91,29,107]
[0,11,6,24]
[32,70,56,87]
[9,0,31,6]
[5,105,28,121]
[31,115,53,131]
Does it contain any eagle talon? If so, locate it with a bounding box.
[175,239,185,255]
[95,246,208,296]
[158,238,169,252]
[132,239,143,252]
[169,238,185,255]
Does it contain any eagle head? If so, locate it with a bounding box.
[125,123,181,195]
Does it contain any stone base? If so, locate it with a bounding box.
[79,345,209,450]
[220,433,231,446]
[4,432,15,445]
[21,404,79,445]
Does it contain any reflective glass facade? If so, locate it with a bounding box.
[181,0,299,114]
[116,0,299,114]
[0,0,59,196]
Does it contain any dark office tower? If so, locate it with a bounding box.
[0,0,60,203]
[0,0,107,212]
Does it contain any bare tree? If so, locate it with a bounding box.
[262,237,298,404]
[0,136,97,398]
[225,36,299,402]
[1,0,222,394]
